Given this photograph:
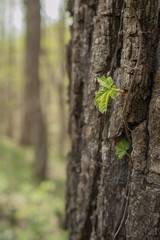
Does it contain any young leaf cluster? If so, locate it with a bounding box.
[95,76,118,113]
[115,138,130,159]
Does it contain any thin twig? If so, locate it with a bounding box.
[113,191,130,239]
[112,158,132,239]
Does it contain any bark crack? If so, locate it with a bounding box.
[122,2,143,142]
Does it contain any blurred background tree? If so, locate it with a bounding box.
[0,0,70,238]
[21,0,48,180]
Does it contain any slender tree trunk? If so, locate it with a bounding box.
[21,0,47,179]
[6,0,15,138]
[0,0,7,134]
[57,4,66,157]
[66,0,160,239]
[0,0,5,38]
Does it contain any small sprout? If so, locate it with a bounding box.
[95,75,124,113]
[115,138,130,159]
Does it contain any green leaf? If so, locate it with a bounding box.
[95,87,107,107]
[110,90,117,99]
[112,85,116,89]
[97,77,109,89]
[115,138,130,159]
[104,91,111,112]
[98,91,108,113]
[107,77,113,87]
[97,75,113,89]
[95,76,118,113]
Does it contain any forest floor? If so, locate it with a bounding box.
[0,137,68,240]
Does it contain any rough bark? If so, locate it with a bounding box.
[21,0,47,179]
[66,0,160,239]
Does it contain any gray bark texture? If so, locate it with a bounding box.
[66,0,160,239]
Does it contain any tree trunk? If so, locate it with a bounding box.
[57,3,66,157]
[21,0,47,179]
[66,0,160,239]
[6,0,15,138]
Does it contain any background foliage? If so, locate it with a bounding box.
[0,138,68,240]
[0,0,70,239]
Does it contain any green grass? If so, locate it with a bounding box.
[0,137,68,240]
